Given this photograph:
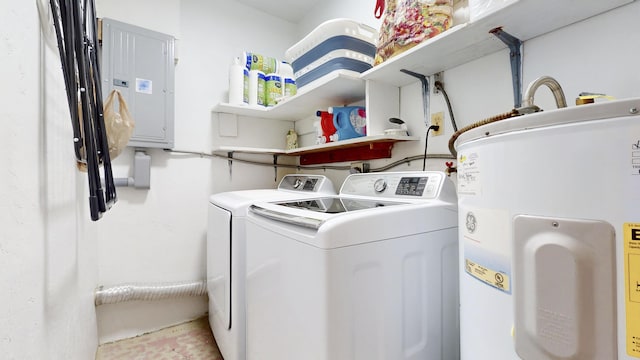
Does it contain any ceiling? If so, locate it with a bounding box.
[234,0,317,23]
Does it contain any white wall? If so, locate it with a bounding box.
[0,1,99,359]
[94,0,299,343]
[523,3,640,107]
[298,0,382,37]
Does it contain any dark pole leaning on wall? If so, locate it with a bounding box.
[85,0,116,206]
[49,0,116,221]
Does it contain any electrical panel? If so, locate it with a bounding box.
[101,18,175,149]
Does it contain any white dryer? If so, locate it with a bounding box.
[207,174,335,360]
[244,171,459,360]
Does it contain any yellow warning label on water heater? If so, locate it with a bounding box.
[624,223,640,358]
[465,259,510,293]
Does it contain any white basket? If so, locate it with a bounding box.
[285,18,378,64]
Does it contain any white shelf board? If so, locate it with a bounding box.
[212,135,419,156]
[361,0,634,87]
[287,135,419,155]
[213,146,285,155]
[212,70,365,121]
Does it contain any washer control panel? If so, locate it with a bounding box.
[340,171,446,199]
[395,176,429,196]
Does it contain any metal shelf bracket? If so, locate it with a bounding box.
[490,27,523,108]
[400,69,430,126]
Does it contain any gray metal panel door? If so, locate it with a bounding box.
[101,18,175,148]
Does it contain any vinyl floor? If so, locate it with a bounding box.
[96,317,223,360]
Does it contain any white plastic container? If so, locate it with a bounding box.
[278,62,296,99]
[283,78,296,98]
[228,57,245,105]
[242,68,249,104]
[264,73,281,107]
[243,52,278,74]
[455,98,640,360]
[453,0,470,25]
[278,61,294,78]
[248,70,266,107]
[468,0,514,22]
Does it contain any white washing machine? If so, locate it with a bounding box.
[244,171,459,360]
[207,174,336,360]
[455,97,640,360]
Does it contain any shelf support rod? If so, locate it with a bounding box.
[400,69,429,126]
[490,27,523,108]
[227,151,233,178]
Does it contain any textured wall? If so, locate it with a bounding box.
[0,1,99,358]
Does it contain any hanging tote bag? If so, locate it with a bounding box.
[77,89,135,171]
[102,89,135,160]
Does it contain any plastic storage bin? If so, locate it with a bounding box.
[285,19,377,89]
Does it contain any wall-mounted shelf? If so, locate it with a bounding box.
[212,70,365,121]
[212,146,285,155]
[361,0,633,87]
[211,0,633,165]
[213,135,419,165]
[292,135,419,165]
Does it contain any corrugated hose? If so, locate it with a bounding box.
[94,280,208,306]
[448,108,535,157]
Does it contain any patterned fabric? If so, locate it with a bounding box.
[96,317,223,360]
[375,0,453,65]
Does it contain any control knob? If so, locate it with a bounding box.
[374,178,387,193]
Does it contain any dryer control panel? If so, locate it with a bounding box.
[278,175,335,194]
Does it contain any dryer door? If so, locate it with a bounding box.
[208,204,232,329]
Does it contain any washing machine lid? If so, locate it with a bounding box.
[248,171,456,230]
[276,197,405,214]
[455,97,640,148]
[248,198,457,249]
[250,197,414,230]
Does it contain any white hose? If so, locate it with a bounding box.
[95,280,207,306]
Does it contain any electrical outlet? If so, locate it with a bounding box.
[431,112,444,136]
[433,72,443,94]
[350,161,369,173]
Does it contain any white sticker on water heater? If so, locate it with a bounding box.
[457,152,481,195]
[460,205,511,294]
[632,140,640,176]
